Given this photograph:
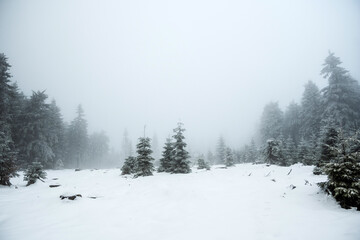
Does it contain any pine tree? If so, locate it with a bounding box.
[24,162,47,186]
[216,136,226,165]
[283,136,296,165]
[260,102,283,143]
[134,137,154,177]
[246,139,258,163]
[319,133,360,210]
[47,100,66,168]
[297,138,309,165]
[0,54,18,185]
[300,81,322,140]
[320,52,360,136]
[66,105,88,168]
[19,91,55,168]
[319,127,339,165]
[121,156,137,175]
[0,122,18,186]
[171,122,191,174]
[283,102,301,145]
[224,147,235,167]
[264,139,283,166]
[197,158,210,170]
[88,131,109,168]
[158,137,174,172]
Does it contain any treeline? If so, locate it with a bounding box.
[235,52,360,167]
[0,53,112,185]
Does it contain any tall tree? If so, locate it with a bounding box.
[300,81,322,140]
[283,102,301,145]
[224,147,235,167]
[171,122,191,173]
[135,137,154,177]
[88,131,109,168]
[320,52,360,135]
[0,53,18,184]
[19,91,54,168]
[260,102,283,143]
[66,105,88,168]
[216,136,226,165]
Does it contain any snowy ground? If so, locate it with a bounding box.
[0,164,359,240]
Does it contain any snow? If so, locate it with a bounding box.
[0,164,359,240]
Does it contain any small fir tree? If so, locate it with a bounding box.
[319,132,360,210]
[171,122,191,174]
[224,147,235,167]
[121,156,137,175]
[264,139,283,165]
[134,137,154,177]
[158,137,174,172]
[24,162,47,186]
[197,158,210,170]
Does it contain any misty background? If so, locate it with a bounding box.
[1,0,359,153]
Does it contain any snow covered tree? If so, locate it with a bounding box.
[24,162,46,186]
[121,156,137,175]
[224,147,235,167]
[216,136,226,164]
[66,105,88,168]
[47,100,66,168]
[0,54,18,185]
[319,133,360,210]
[283,136,296,165]
[158,137,174,172]
[246,139,258,163]
[0,122,18,186]
[264,139,284,166]
[300,81,322,140]
[171,122,191,173]
[88,131,109,168]
[260,102,283,143]
[320,52,360,136]
[206,150,215,166]
[319,127,339,165]
[134,137,154,177]
[283,102,301,145]
[18,91,55,168]
[197,158,210,170]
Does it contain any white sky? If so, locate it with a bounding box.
[1,0,359,153]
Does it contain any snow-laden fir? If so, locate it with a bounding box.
[1,164,359,240]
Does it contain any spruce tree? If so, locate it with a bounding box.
[0,122,18,186]
[300,81,322,140]
[197,158,210,170]
[134,137,154,177]
[264,139,283,165]
[260,102,283,143]
[121,156,137,175]
[319,133,360,210]
[216,136,226,165]
[283,136,296,165]
[320,52,360,136]
[24,162,47,186]
[158,137,174,172]
[171,122,191,174]
[283,102,301,145]
[0,54,18,185]
[66,105,88,168]
[224,147,235,167]
[19,91,55,168]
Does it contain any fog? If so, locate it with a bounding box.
[1,0,359,153]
